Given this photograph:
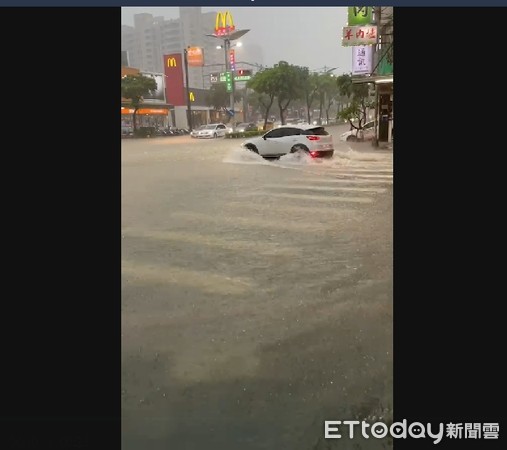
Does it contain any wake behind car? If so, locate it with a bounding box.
[190,123,227,139]
[241,124,334,159]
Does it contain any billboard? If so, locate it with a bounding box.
[140,72,166,103]
[348,7,373,26]
[187,47,204,67]
[352,46,373,75]
[163,53,185,107]
[342,25,377,46]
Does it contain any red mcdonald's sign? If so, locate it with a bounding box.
[163,53,185,106]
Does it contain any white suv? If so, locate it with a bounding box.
[241,124,334,159]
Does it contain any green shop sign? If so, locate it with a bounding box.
[378,47,393,76]
[348,7,373,26]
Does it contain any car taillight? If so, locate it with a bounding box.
[310,151,318,157]
[306,135,320,141]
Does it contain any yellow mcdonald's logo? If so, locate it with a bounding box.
[167,57,177,67]
[215,11,235,33]
[189,92,195,102]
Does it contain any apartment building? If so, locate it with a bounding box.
[121,7,264,91]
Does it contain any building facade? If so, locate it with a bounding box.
[121,66,171,135]
[122,7,265,129]
[121,7,264,91]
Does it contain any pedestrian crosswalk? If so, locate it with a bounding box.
[234,154,393,207]
[122,150,393,300]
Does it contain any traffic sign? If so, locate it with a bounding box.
[225,71,233,93]
[210,72,219,83]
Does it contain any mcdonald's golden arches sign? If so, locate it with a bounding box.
[214,11,235,36]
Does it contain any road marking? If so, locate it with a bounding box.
[171,211,333,231]
[299,176,393,185]
[224,201,358,216]
[242,192,374,203]
[122,260,253,295]
[262,184,388,194]
[122,229,301,256]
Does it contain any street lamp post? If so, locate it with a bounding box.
[313,66,339,125]
[224,38,235,118]
[206,28,250,125]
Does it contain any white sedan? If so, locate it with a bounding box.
[190,123,228,139]
[339,121,376,142]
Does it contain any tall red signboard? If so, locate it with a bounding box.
[164,53,185,106]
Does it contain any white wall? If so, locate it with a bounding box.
[174,107,189,129]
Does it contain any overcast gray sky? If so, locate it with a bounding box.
[121,7,352,73]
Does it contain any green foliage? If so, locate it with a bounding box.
[247,70,278,130]
[206,83,229,109]
[121,74,157,109]
[336,73,373,130]
[246,62,308,127]
[121,74,158,134]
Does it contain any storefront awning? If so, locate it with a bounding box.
[352,75,393,85]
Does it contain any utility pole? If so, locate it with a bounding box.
[373,6,381,147]
[183,47,193,131]
[205,20,249,127]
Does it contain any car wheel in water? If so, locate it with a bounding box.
[245,144,259,154]
[346,135,358,142]
[290,144,309,156]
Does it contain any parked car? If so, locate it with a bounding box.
[241,124,334,159]
[190,123,228,139]
[235,122,259,133]
[339,120,376,142]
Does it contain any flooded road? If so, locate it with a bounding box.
[121,126,393,449]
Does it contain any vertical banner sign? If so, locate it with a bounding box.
[187,47,204,67]
[348,7,372,26]
[225,72,233,93]
[352,46,373,75]
[229,49,236,72]
[163,53,185,106]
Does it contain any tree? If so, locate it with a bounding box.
[247,62,307,128]
[300,70,319,124]
[121,74,157,134]
[336,74,373,139]
[206,83,242,123]
[272,62,306,125]
[246,91,273,127]
[320,74,340,125]
[247,69,278,130]
[206,83,229,110]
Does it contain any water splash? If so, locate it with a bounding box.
[223,147,272,165]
